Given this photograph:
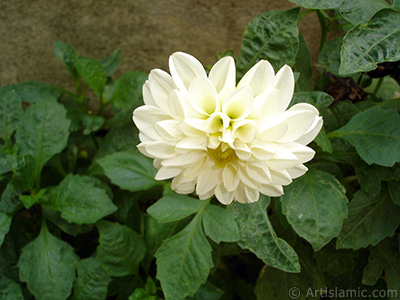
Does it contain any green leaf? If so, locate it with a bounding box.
[42,174,117,225]
[74,56,107,97]
[20,188,46,209]
[339,0,392,24]
[388,181,400,206]
[16,101,71,173]
[128,288,156,300]
[202,204,240,243]
[363,238,400,295]
[81,114,105,135]
[318,37,343,77]
[293,33,312,92]
[0,275,24,300]
[0,86,23,144]
[155,210,213,300]
[54,40,78,80]
[287,0,343,9]
[365,77,400,102]
[255,242,324,300]
[97,151,158,192]
[71,257,111,300]
[228,196,300,272]
[111,71,148,109]
[18,222,78,300]
[0,212,12,247]
[280,169,348,251]
[329,107,400,167]
[8,155,36,190]
[0,182,21,214]
[96,220,146,277]
[314,130,333,153]
[99,48,122,77]
[339,9,400,75]
[236,8,300,79]
[185,282,224,300]
[290,91,333,109]
[336,186,400,250]
[2,82,63,104]
[147,193,203,223]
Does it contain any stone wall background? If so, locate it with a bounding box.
[0,0,320,90]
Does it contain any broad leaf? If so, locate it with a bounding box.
[16,101,70,173]
[340,9,400,75]
[290,91,333,109]
[18,222,78,300]
[111,71,148,109]
[99,48,122,77]
[339,0,392,24]
[228,196,300,272]
[97,151,158,192]
[0,275,24,300]
[2,82,63,104]
[280,169,348,251]
[293,34,312,92]
[147,192,203,223]
[155,211,213,300]
[0,212,12,247]
[363,238,400,295]
[42,174,117,225]
[0,182,21,215]
[202,204,240,243]
[81,114,104,135]
[71,257,111,300]
[185,282,224,300]
[54,40,78,80]
[329,107,400,167]
[96,220,146,277]
[336,187,400,249]
[318,37,343,77]
[236,8,300,78]
[287,0,343,9]
[388,181,400,206]
[0,86,23,144]
[74,56,107,97]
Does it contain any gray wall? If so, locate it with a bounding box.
[0,0,320,90]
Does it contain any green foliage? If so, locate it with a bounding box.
[1,1,400,298]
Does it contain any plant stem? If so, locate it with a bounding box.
[317,10,331,52]
[373,77,384,96]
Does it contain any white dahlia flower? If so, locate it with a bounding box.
[133,52,322,204]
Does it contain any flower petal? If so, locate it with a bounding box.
[155,166,182,180]
[246,163,271,185]
[208,56,236,100]
[286,164,308,179]
[155,120,184,141]
[133,106,170,140]
[238,60,275,97]
[176,136,207,151]
[148,69,176,113]
[223,164,240,192]
[260,184,284,197]
[143,81,156,106]
[145,141,176,159]
[295,116,323,145]
[250,139,275,160]
[223,86,253,120]
[273,65,295,113]
[196,165,221,195]
[285,142,315,163]
[232,119,256,143]
[172,175,196,194]
[215,183,234,205]
[188,76,219,116]
[169,52,207,93]
[269,169,293,185]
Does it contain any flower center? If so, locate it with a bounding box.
[207,144,238,168]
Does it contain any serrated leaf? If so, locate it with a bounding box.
[81,114,104,135]
[0,275,24,300]
[228,196,300,272]
[329,107,400,167]
[147,193,203,223]
[336,186,400,250]
[287,0,343,9]
[74,56,107,97]
[54,41,78,79]
[293,33,312,92]
[0,212,12,247]
[18,222,78,300]
[0,86,23,144]
[363,238,400,295]
[281,169,348,251]
[96,220,146,277]
[111,71,147,109]
[290,91,333,109]
[99,48,122,77]
[42,174,117,225]
[155,211,213,300]
[0,182,21,214]
[339,9,400,75]
[202,204,239,243]
[16,101,70,173]
[339,0,392,24]
[20,188,45,209]
[236,8,300,79]
[71,257,111,300]
[97,151,158,192]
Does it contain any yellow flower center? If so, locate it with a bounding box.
[207,144,238,168]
